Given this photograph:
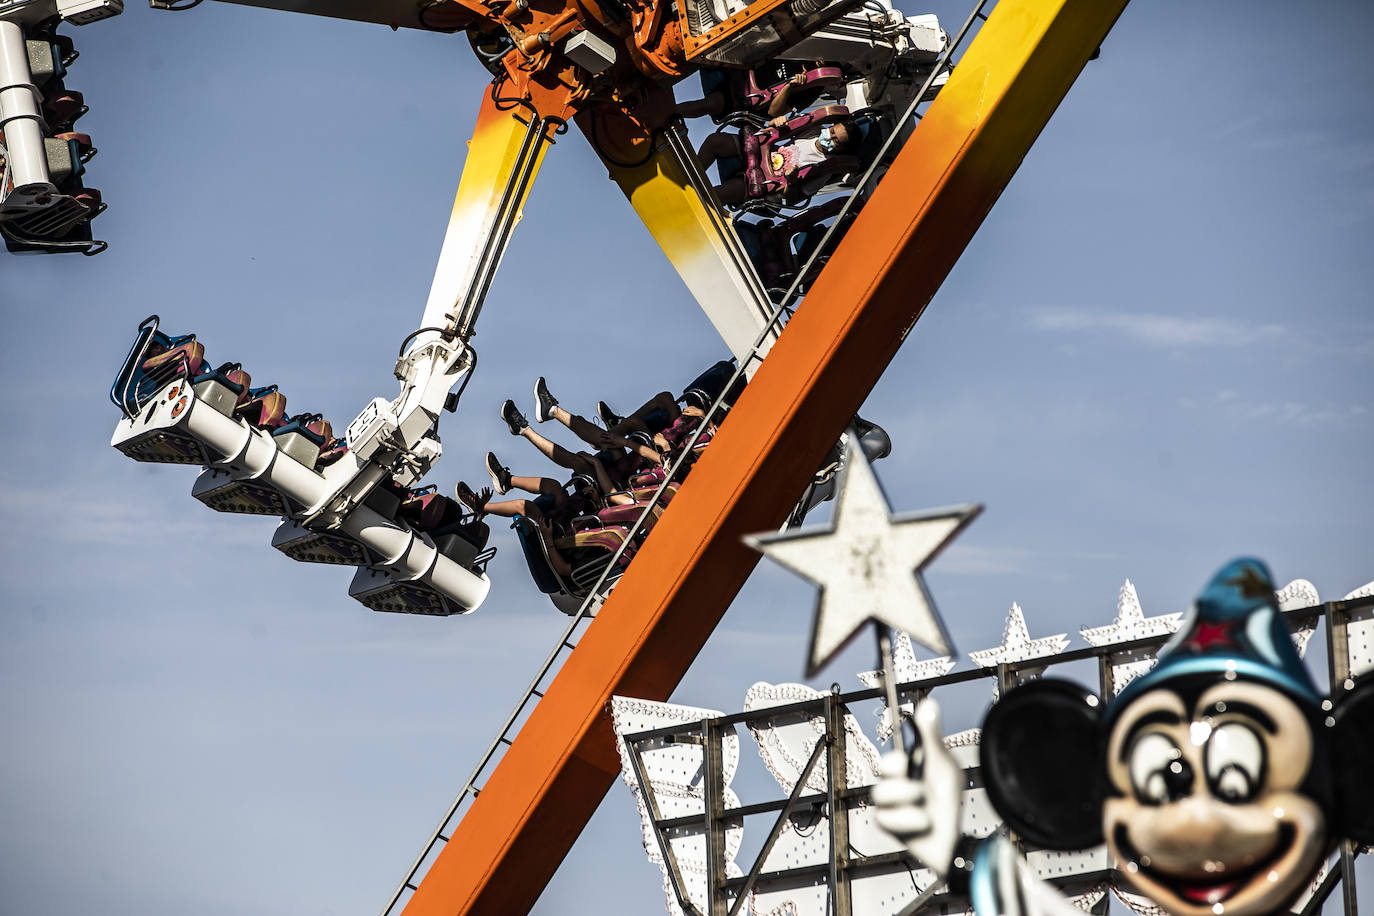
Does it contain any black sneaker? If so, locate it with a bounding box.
[533,377,559,423]
[486,451,513,495]
[455,481,491,516]
[500,399,528,435]
[597,400,622,429]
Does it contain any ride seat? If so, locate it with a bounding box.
[511,515,567,595]
[681,360,736,410]
[399,486,464,532]
[630,467,668,488]
[273,413,331,446]
[769,105,851,141]
[192,362,251,416]
[142,338,208,378]
[433,516,490,550]
[433,517,493,570]
[744,65,843,111]
[273,412,332,467]
[556,525,639,571]
[597,501,666,527]
[315,437,348,468]
[627,467,680,506]
[42,86,86,132]
[848,109,891,170]
[235,385,287,431]
[736,196,849,293]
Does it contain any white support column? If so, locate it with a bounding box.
[0,19,54,197]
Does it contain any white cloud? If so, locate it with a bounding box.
[939,544,1120,578]
[0,480,265,548]
[1178,390,1369,427]
[1028,308,1287,349]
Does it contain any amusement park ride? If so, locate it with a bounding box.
[5,0,1368,912]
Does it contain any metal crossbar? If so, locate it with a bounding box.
[625,727,710,916]
[620,596,1372,916]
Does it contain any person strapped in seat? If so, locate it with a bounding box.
[676,62,845,125]
[696,107,861,207]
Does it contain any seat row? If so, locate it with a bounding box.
[136,330,347,471]
[681,62,898,300]
[488,365,735,612]
[127,326,489,551]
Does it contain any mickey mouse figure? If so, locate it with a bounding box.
[873,558,1374,916]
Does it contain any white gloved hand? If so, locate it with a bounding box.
[870,697,962,878]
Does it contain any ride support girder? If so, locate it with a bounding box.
[398,0,1130,912]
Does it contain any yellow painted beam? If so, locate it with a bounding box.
[602,137,777,367]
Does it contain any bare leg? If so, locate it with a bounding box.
[517,425,586,472]
[483,498,542,520]
[610,391,680,437]
[697,132,743,173]
[487,499,573,576]
[538,518,573,577]
[676,91,727,120]
[584,451,621,497]
[549,405,606,448]
[509,474,566,498]
[714,177,748,206]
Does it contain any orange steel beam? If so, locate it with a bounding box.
[403,1,1129,912]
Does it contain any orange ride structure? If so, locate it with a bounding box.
[94,0,1133,911]
[390,4,1129,914]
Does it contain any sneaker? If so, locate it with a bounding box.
[455,481,491,516]
[533,377,559,423]
[486,451,513,495]
[597,400,622,429]
[500,399,528,435]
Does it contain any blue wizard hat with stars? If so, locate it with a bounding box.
[1106,557,1322,721]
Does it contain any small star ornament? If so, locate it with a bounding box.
[744,439,981,677]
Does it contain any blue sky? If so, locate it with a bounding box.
[1,0,1370,913]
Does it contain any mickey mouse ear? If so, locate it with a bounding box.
[1328,678,1374,845]
[981,678,1107,850]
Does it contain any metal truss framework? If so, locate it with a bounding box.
[399,1,1134,912]
[621,594,1374,916]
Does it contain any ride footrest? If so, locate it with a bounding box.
[349,567,472,617]
[112,378,209,465]
[193,467,298,516]
[272,519,373,566]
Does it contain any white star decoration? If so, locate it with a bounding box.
[744,442,980,677]
[967,603,1069,668]
[1079,580,1181,647]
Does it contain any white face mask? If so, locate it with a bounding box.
[817,126,836,153]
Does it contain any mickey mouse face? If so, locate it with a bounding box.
[1103,681,1325,916]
